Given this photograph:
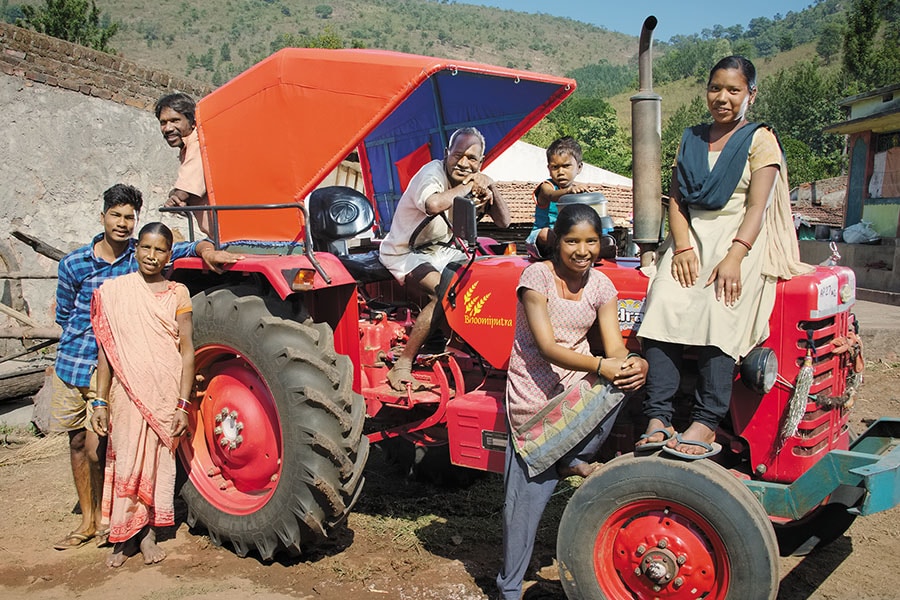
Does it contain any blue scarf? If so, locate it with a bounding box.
[675,122,766,211]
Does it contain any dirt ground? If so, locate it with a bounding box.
[0,362,898,600]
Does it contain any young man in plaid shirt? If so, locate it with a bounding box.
[51,183,238,550]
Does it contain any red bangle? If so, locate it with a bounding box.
[672,246,693,256]
[732,238,752,251]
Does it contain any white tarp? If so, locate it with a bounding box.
[483,141,632,187]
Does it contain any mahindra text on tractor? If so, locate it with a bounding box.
[164,17,900,600]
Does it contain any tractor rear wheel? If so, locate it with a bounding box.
[179,285,368,560]
[557,453,778,600]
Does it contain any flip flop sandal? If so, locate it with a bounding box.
[96,528,111,547]
[662,434,722,460]
[634,428,675,451]
[53,531,95,550]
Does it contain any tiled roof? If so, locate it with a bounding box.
[793,204,844,228]
[485,181,635,227]
[791,176,847,228]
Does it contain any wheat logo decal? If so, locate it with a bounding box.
[464,282,491,317]
[461,282,512,328]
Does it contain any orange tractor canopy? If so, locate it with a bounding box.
[196,48,576,244]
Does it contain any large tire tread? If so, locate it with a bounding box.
[182,285,367,560]
[557,454,779,600]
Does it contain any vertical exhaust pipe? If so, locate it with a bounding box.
[631,16,663,266]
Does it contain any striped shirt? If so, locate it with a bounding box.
[54,233,198,387]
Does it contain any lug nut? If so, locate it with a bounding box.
[677,555,686,565]
[657,539,668,549]
[636,544,646,556]
[214,426,223,435]
[219,438,229,447]
[673,577,684,589]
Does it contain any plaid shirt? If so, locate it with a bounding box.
[54,233,198,387]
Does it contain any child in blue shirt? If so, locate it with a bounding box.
[526,136,591,259]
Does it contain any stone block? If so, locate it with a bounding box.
[90,87,112,100]
[25,71,47,84]
[59,79,80,92]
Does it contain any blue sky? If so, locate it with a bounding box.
[459,1,818,39]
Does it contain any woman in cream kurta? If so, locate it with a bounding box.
[636,55,810,458]
[639,128,781,360]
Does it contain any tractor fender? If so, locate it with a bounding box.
[172,252,357,299]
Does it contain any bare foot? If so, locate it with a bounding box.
[140,527,166,565]
[386,362,426,392]
[666,422,717,456]
[635,418,675,449]
[557,461,601,479]
[107,536,139,568]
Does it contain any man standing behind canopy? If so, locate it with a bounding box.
[155,92,211,236]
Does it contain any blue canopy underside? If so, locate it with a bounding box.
[364,70,565,231]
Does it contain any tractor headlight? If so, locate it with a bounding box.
[740,347,778,394]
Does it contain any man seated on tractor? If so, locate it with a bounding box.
[378,127,511,391]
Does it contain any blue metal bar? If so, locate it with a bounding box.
[744,418,900,518]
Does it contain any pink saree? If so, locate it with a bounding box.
[91,272,191,543]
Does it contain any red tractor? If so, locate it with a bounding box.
[167,32,900,600]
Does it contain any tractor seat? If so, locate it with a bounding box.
[308,186,375,256]
[338,250,394,284]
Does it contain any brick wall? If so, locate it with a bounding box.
[0,22,211,111]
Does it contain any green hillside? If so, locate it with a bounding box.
[15,0,638,82]
[11,0,890,185]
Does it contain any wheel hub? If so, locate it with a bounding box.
[214,408,245,450]
[610,506,718,598]
[186,355,282,500]
[637,546,678,587]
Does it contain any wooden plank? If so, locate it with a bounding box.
[0,303,40,328]
[11,230,66,262]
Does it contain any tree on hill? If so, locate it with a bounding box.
[660,96,708,195]
[2,1,24,23]
[523,95,633,178]
[17,0,118,53]
[841,0,900,91]
[753,60,844,181]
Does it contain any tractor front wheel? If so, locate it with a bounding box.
[179,286,368,560]
[557,453,778,600]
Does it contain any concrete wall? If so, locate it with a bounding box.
[0,23,212,336]
[799,239,900,296]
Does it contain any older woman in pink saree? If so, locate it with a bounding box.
[90,222,194,568]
